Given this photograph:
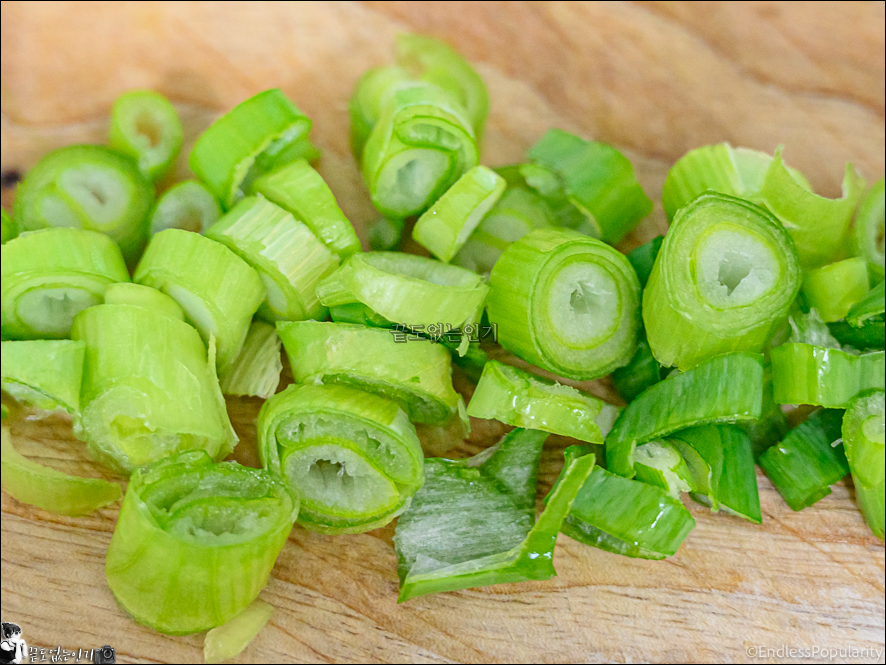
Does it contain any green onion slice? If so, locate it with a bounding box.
[633,440,696,499]
[611,336,665,403]
[842,390,884,539]
[606,352,766,478]
[150,180,221,235]
[190,89,313,209]
[258,383,424,534]
[368,217,405,251]
[1,228,129,340]
[771,344,884,407]
[1,340,85,415]
[1,207,17,244]
[828,319,885,351]
[109,90,183,182]
[643,192,801,370]
[758,409,848,511]
[205,195,338,323]
[204,599,274,665]
[220,321,282,400]
[627,235,663,288]
[134,229,266,374]
[72,304,237,473]
[846,280,885,328]
[13,145,154,263]
[853,178,885,281]
[508,162,600,237]
[102,282,185,321]
[801,257,871,323]
[487,228,641,380]
[788,307,846,349]
[412,165,506,262]
[105,451,298,634]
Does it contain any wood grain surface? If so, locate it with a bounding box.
[1,2,884,663]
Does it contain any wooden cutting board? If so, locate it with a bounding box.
[1,2,884,663]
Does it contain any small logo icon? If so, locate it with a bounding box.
[0,623,27,665]
[94,645,116,664]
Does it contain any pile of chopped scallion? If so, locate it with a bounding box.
[1,33,884,663]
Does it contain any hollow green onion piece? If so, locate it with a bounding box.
[643,192,801,370]
[316,252,488,355]
[1,426,121,516]
[1,207,16,244]
[1,340,84,415]
[13,145,153,263]
[771,344,885,407]
[487,228,640,379]
[350,66,415,160]
[134,229,266,375]
[72,304,236,473]
[149,180,221,235]
[220,321,282,400]
[611,336,665,403]
[250,159,361,259]
[394,429,595,602]
[467,360,607,444]
[627,236,663,288]
[854,178,885,281]
[842,390,885,539]
[801,257,871,323]
[368,217,405,251]
[109,90,183,182]
[258,383,424,534]
[555,445,695,559]
[362,84,479,219]
[605,352,766,478]
[758,409,848,511]
[205,195,337,323]
[102,282,185,321]
[412,166,506,262]
[847,281,885,328]
[277,320,462,426]
[1,228,129,340]
[527,129,652,244]
[190,89,313,209]
[633,441,696,499]
[105,451,298,634]
[828,319,886,351]
[204,599,274,665]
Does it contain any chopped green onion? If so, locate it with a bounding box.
[487,228,641,380]
[466,360,608,444]
[412,165,506,262]
[368,217,405,251]
[512,162,600,237]
[1,426,121,516]
[109,90,183,182]
[204,599,274,665]
[1,207,17,244]
[105,451,298,634]
[220,321,282,400]
[72,304,237,473]
[853,178,885,281]
[149,180,221,235]
[14,145,154,263]
[842,390,884,539]
[134,229,266,374]
[394,429,595,602]
[771,344,884,407]
[1,340,85,415]
[527,129,652,244]
[556,445,695,559]
[102,282,185,321]
[643,192,801,370]
[626,235,663,288]
[205,195,338,323]
[758,409,848,511]
[801,257,871,323]
[828,319,885,351]
[190,89,312,208]
[788,307,845,349]
[741,366,790,458]
[258,383,424,534]
[611,336,665,403]
[1,228,129,340]
[633,441,696,499]
[846,280,885,328]
[250,159,361,260]
[606,353,766,478]
[349,66,415,160]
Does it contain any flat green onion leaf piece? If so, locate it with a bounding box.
[467,360,608,444]
[150,180,221,235]
[1,207,17,244]
[828,320,886,351]
[190,89,313,209]
[204,599,274,665]
[109,90,183,182]
[250,159,361,260]
[1,340,85,415]
[853,178,885,281]
[278,320,462,426]
[627,235,663,288]
[412,165,506,262]
[1,426,121,516]
[1,228,129,340]
[846,280,885,329]
[102,282,186,321]
[72,304,237,473]
[487,228,641,380]
[643,192,801,370]
[633,441,696,499]
[105,451,298,634]
[14,145,154,263]
[801,257,871,323]
[611,336,665,403]
[771,344,884,407]
[606,352,766,478]
[513,162,601,238]
[220,321,283,400]
[842,390,884,539]
[394,429,595,602]
[758,409,848,511]
[134,229,266,375]
[205,195,338,323]
[258,383,424,534]
[527,129,652,244]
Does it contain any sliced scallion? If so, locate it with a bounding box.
[611,336,665,403]
[1,207,17,244]
[801,257,871,323]
[626,235,663,288]
[633,441,696,499]
[368,217,405,251]
[219,321,282,400]
[842,390,884,539]
[771,344,884,407]
[846,280,885,329]
[102,282,185,321]
[853,178,885,281]
[149,180,221,235]
[1,340,85,415]
[204,599,274,665]
[109,90,183,182]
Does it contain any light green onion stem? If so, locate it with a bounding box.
[150,180,221,235]
[853,178,885,282]
[204,599,274,665]
[801,257,871,323]
[1,340,85,415]
[771,344,884,407]
[633,440,696,499]
[1,207,17,244]
[220,321,283,400]
[842,390,884,539]
[102,282,186,321]
[109,89,183,182]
